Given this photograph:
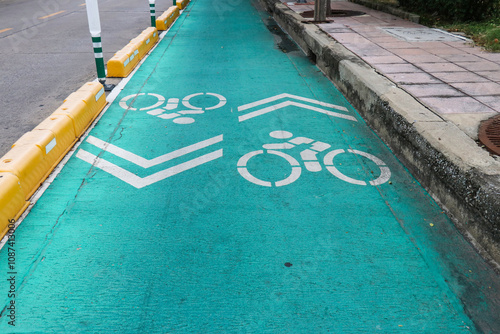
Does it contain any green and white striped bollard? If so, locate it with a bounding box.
[149,0,156,27]
[91,34,106,82]
[85,0,115,91]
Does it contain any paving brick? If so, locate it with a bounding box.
[367,36,401,43]
[416,62,468,73]
[476,71,500,82]
[419,96,496,113]
[374,63,422,73]
[477,53,500,62]
[441,54,484,62]
[399,54,446,63]
[454,61,500,72]
[391,48,436,56]
[451,82,500,96]
[475,96,500,112]
[431,71,490,83]
[386,72,442,84]
[345,44,395,57]
[425,47,468,55]
[331,33,372,44]
[378,41,417,49]
[363,55,406,64]
[401,83,464,97]
[411,42,447,49]
[444,41,475,49]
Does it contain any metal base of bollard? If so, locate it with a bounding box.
[99,80,116,92]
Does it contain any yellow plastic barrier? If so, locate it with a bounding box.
[0,82,106,201]
[107,27,159,78]
[0,172,29,240]
[131,27,159,60]
[176,0,189,10]
[0,141,47,200]
[107,45,140,78]
[35,114,77,160]
[156,6,180,31]
[54,82,106,137]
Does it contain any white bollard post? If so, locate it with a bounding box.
[85,0,114,91]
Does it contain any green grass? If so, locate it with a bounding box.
[405,5,500,52]
[426,18,500,52]
[371,0,500,52]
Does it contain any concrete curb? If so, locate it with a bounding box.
[0,82,107,239]
[261,0,500,266]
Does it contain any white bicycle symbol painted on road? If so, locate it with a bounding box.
[237,131,391,187]
[119,92,227,124]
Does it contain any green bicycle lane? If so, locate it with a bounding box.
[1,0,499,332]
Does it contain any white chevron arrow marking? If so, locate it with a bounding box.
[76,135,224,188]
[239,101,356,122]
[238,93,348,112]
[85,135,223,168]
[77,149,223,189]
[237,93,356,122]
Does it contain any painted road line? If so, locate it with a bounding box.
[238,93,349,112]
[0,28,12,34]
[38,10,66,20]
[76,148,223,188]
[238,100,357,122]
[84,134,223,168]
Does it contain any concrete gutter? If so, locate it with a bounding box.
[260,0,500,268]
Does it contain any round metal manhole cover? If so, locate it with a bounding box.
[300,10,366,18]
[478,114,500,155]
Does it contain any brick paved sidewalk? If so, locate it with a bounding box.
[284,1,500,139]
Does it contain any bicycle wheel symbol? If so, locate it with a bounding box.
[323,149,391,186]
[237,150,302,187]
[119,92,227,124]
[237,131,392,187]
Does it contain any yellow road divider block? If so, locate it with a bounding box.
[0,141,47,200]
[131,27,159,60]
[35,114,77,160]
[54,82,106,137]
[0,82,106,202]
[176,0,189,10]
[156,6,180,31]
[107,45,140,78]
[13,129,65,177]
[107,27,159,78]
[0,172,29,240]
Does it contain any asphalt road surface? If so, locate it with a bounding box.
[0,0,172,157]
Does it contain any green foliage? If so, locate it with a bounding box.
[483,27,500,51]
[437,19,500,52]
[399,0,499,21]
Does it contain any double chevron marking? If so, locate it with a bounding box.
[238,93,356,122]
[77,135,223,188]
